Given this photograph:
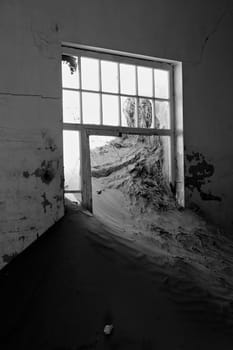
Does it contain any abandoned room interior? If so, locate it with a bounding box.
[0,0,233,349]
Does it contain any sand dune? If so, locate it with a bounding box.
[88,135,233,326]
[1,195,233,349]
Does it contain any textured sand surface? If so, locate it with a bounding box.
[1,204,233,349]
[1,136,233,349]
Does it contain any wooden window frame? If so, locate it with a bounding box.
[62,45,183,212]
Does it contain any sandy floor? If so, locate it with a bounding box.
[1,201,233,349]
[90,135,233,315]
[92,176,233,306]
[1,137,233,349]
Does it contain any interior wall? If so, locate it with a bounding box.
[0,0,232,268]
[0,1,65,267]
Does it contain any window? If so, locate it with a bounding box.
[62,51,172,130]
[61,45,183,211]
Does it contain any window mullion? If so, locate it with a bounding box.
[152,69,157,129]
[135,66,139,127]
[78,56,83,124]
[118,63,121,126]
[169,66,175,186]
[99,60,103,125]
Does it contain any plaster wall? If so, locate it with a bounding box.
[0,0,233,268]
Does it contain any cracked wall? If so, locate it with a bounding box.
[0,0,233,268]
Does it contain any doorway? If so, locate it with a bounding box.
[89,133,174,228]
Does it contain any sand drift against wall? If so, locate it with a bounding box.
[87,135,233,324]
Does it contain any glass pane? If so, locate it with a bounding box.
[155,101,170,129]
[62,56,79,89]
[121,96,137,127]
[101,60,118,93]
[62,90,80,123]
[154,69,169,99]
[138,98,153,128]
[102,94,119,126]
[120,64,136,95]
[82,92,100,124]
[81,57,99,91]
[63,130,81,191]
[137,67,153,97]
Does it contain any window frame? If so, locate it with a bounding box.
[62,47,173,128]
[62,45,179,212]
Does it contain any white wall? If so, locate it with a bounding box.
[0,0,232,268]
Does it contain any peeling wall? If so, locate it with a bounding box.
[0,0,233,268]
[185,152,222,202]
[0,1,64,268]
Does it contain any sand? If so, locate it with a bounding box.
[1,135,233,349]
[1,203,233,349]
[90,135,233,308]
[91,177,233,316]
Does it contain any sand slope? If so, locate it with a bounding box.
[90,135,233,329]
[1,135,232,349]
[1,203,233,349]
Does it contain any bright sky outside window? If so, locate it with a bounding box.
[137,66,153,97]
[101,60,118,93]
[120,64,136,95]
[81,57,99,91]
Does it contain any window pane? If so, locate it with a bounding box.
[138,98,153,128]
[120,64,136,95]
[82,92,100,124]
[121,96,137,127]
[62,90,80,123]
[62,56,79,89]
[154,69,169,99]
[138,67,153,97]
[155,101,170,129]
[81,57,99,91]
[101,60,118,93]
[102,94,119,126]
[63,130,81,191]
